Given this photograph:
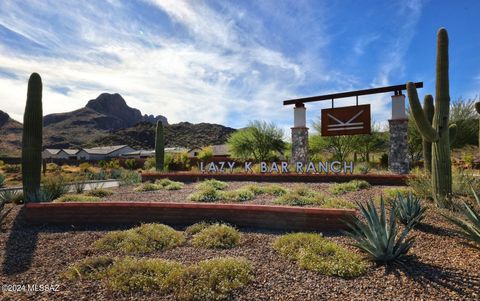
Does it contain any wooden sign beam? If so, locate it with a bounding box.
[283,82,423,106]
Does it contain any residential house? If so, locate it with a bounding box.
[76,145,135,160]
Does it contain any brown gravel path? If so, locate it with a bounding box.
[0,182,479,300]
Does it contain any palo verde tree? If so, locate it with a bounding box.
[22,73,43,202]
[407,28,456,207]
[155,121,165,171]
[227,120,286,161]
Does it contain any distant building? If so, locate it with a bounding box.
[187,144,230,158]
[42,149,71,159]
[122,147,188,159]
[76,145,135,160]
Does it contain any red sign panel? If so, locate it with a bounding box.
[321,104,371,136]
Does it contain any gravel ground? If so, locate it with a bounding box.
[0,182,479,300]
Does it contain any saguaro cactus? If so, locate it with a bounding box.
[155,121,165,171]
[22,73,43,202]
[422,95,434,173]
[407,28,453,207]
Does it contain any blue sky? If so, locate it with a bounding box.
[0,0,478,135]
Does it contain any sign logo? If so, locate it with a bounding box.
[321,104,371,136]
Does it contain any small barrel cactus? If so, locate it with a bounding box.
[22,73,43,202]
[155,121,164,171]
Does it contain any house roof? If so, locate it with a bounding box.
[122,150,155,157]
[44,149,62,155]
[81,145,129,155]
[63,149,79,155]
[212,144,230,156]
[165,147,188,153]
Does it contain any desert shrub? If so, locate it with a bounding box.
[86,170,107,181]
[105,257,184,293]
[189,187,223,202]
[380,153,389,168]
[393,192,427,228]
[124,159,137,170]
[120,170,142,186]
[0,192,13,229]
[221,189,255,202]
[155,178,184,190]
[72,178,87,194]
[0,173,5,188]
[329,180,371,195]
[452,168,480,196]
[79,162,91,173]
[406,169,431,200]
[382,187,413,200]
[93,223,185,254]
[143,157,156,170]
[42,175,70,200]
[134,182,162,192]
[98,160,108,169]
[169,257,253,301]
[185,221,211,236]
[109,168,123,179]
[107,159,121,169]
[54,194,102,203]
[86,188,113,198]
[274,188,324,206]
[243,184,287,196]
[64,256,114,280]
[346,198,415,263]
[273,233,367,278]
[196,179,228,191]
[355,162,371,174]
[192,224,240,249]
[0,190,23,205]
[443,189,480,248]
[4,164,20,173]
[165,182,183,190]
[0,160,3,167]
[322,198,356,209]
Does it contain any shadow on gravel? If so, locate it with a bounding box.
[2,207,39,276]
[386,258,480,297]
[415,223,455,237]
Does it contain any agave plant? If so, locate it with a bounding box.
[345,198,415,263]
[443,189,480,249]
[394,192,427,228]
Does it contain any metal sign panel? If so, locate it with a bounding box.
[321,104,371,136]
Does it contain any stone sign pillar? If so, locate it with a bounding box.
[388,93,409,174]
[291,103,308,163]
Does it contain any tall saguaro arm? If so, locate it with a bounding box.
[407,83,438,143]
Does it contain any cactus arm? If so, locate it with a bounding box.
[407,82,439,142]
[449,124,457,146]
[436,28,449,105]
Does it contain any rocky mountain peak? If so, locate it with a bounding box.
[0,110,11,127]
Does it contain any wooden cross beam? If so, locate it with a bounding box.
[283,82,423,106]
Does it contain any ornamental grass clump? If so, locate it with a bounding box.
[105,257,183,293]
[54,194,102,203]
[189,187,223,202]
[273,233,367,278]
[192,223,240,249]
[170,257,253,301]
[274,187,324,206]
[93,223,185,254]
[64,256,114,280]
[86,188,113,198]
[0,189,23,205]
[442,189,480,249]
[0,173,5,188]
[382,187,413,200]
[185,221,211,236]
[42,175,70,200]
[221,189,255,202]
[155,178,184,190]
[321,198,356,209]
[345,198,415,263]
[196,179,228,191]
[393,192,427,228]
[243,184,287,196]
[329,180,371,195]
[134,182,162,192]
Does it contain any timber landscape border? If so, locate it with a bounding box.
[24,202,356,231]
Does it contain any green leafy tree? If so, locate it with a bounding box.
[352,123,388,162]
[311,120,357,162]
[228,121,286,161]
[449,97,478,148]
